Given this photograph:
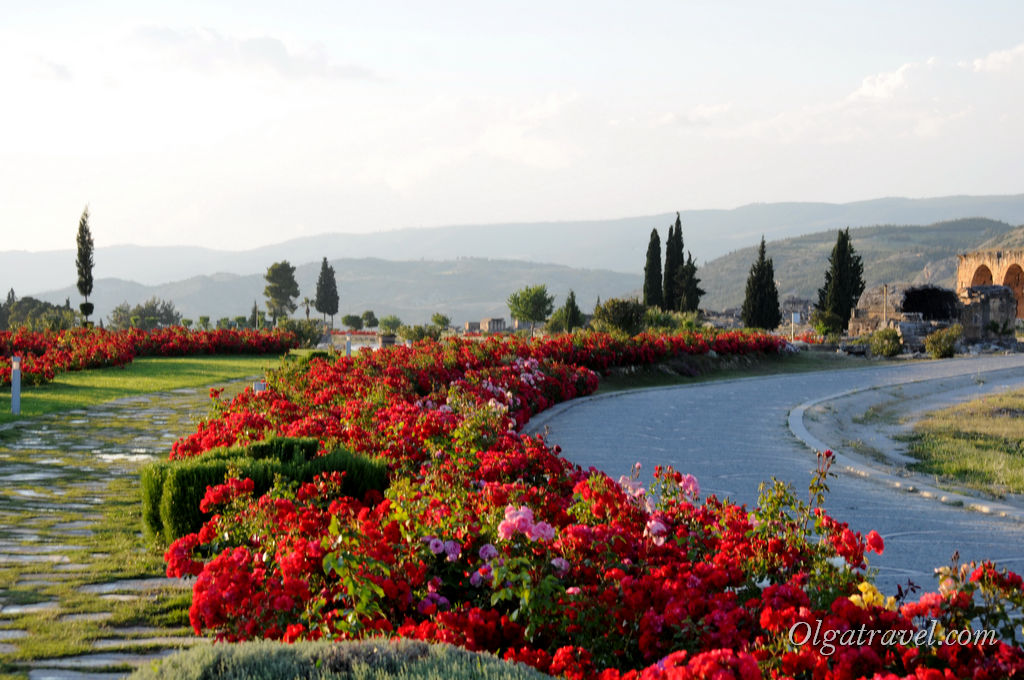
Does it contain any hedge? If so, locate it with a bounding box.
[125,638,553,680]
[142,437,388,544]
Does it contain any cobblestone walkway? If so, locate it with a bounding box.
[0,389,219,679]
[528,353,1024,595]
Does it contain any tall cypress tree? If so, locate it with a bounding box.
[643,229,663,308]
[815,228,865,333]
[662,213,684,311]
[75,206,95,323]
[314,257,339,326]
[677,251,705,313]
[741,236,781,329]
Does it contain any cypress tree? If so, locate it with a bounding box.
[815,228,865,333]
[643,229,663,309]
[563,289,584,331]
[662,213,684,311]
[314,257,340,325]
[75,206,95,322]
[678,251,705,313]
[741,236,781,329]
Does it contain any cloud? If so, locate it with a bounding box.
[971,42,1024,72]
[133,25,378,81]
[848,62,916,101]
[34,57,72,81]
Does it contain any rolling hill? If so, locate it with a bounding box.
[698,218,1018,311]
[5,194,1024,297]
[33,258,641,327]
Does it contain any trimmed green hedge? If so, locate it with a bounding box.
[126,638,553,680]
[142,437,388,544]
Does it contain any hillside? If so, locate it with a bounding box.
[33,258,640,327]
[5,194,1024,296]
[976,224,1024,251]
[698,218,1017,311]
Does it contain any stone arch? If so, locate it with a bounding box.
[1003,264,1024,319]
[971,265,994,287]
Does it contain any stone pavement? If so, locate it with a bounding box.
[0,389,216,679]
[527,353,1024,595]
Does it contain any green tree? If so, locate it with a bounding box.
[341,314,363,330]
[430,313,450,329]
[815,228,865,334]
[75,206,95,322]
[562,289,584,331]
[249,301,259,329]
[361,310,378,328]
[677,252,704,313]
[741,236,781,330]
[264,260,300,325]
[314,257,339,326]
[643,229,663,309]
[301,296,312,321]
[507,284,554,332]
[662,213,685,311]
[379,315,402,334]
[592,297,645,336]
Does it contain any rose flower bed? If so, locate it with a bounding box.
[0,326,298,386]
[163,331,1024,679]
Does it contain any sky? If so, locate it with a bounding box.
[2,1,1023,252]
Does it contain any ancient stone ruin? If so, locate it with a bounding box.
[957,249,1024,319]
[848,274,1017,351]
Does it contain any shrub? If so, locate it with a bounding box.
[397,324,442,342]
[592,298,645,336]
[126,639,553,680]
[279,319,327,348]
[925,323,962,359]
[869,328,902,358]
[142,437,388,544]
[810,308,843,338]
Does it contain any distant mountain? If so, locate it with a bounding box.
[698,218,1018,311]
[5,194,1024,296]
[32,258,641,327]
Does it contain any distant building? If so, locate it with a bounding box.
[481,317,506,333]
[464,321,481,333]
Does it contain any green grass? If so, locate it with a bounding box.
[902,388,1024,497]
[0,355,279,424]
[596,349,877,394]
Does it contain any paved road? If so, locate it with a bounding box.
[527,354,1024,595]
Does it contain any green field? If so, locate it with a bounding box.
[902,388,1024,497]
[0,355,280,424]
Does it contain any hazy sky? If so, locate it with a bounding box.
[3,1,1023,252]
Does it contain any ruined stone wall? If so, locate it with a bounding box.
[957,250,1024,318]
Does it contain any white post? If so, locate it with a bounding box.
[345,338,352,357]
[253,380,266,393]
[11,356,21,415]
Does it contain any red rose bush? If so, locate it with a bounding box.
[162,331,1024,679]
[0,326,297,386]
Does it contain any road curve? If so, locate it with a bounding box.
[527,354,1024,595]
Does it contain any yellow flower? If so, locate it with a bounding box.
[849,581,896,611]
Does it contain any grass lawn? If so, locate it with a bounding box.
[0,355,281,425]
[596,348,879,394]
[901,388,1024,497]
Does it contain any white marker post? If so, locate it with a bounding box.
[11,356,21,415]
[346,338,352,357]
[253,380,266,393]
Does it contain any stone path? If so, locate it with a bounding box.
[0,388,220,679]
[528,352,1024,596]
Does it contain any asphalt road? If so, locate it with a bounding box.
[527,353,1024,595]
